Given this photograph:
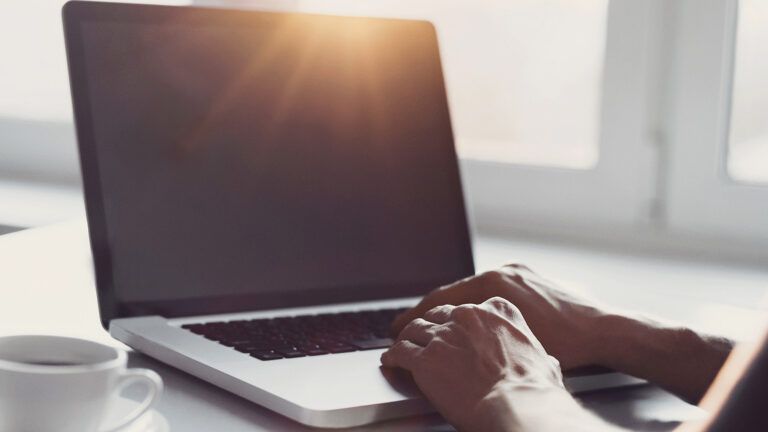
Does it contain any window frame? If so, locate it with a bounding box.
[462,0,660,236]
[664,0,768,243]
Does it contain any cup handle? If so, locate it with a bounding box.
[100,368,164,432]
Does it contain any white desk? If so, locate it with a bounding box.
[2,221,767,431]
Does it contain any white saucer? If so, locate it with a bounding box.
[100,396,170,432]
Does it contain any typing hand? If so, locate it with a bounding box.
[382,297,567,432]
[391,264,610,370]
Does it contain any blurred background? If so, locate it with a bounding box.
[1,0,766,264]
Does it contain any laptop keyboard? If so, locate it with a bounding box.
[181,307,409,361]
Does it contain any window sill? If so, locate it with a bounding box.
[0,179,84,229]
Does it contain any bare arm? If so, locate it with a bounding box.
[392,264,734,403]
[478,383,625,432]
[596,312,733,403]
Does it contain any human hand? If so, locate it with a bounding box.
[392,264,610,370]
[381,297,566,432]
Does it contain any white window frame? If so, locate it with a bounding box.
[664,0,768,244]
[462,0,661,236]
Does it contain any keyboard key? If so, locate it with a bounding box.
[180,307,406,360]
[320,341,357,353]
[349,338,393,350]
[276,347,307,358]
[181,324,206,334]
[250,350,283,360]
[218,339,253,347]
[233,343,273,353]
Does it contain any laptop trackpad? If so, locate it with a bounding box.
[235,350,429,414]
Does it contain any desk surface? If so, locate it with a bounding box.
[2,220,767,431]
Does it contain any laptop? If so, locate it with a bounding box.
[63,1,641,427]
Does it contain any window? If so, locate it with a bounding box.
[0,1,71,122]
[665,0,768,247]
[0,0,662,235]
[435,0,607,169]
[0,0,187,186]
[456,0,658,232]
[1,0,766,260]
[247,0,609,169]
[728,0,768,184]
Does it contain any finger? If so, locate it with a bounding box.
[397,318,437,346]
[380,340,423,370]
[423,304,454,325]
[391,280,470,334]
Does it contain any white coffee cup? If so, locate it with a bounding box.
[0,335,163,432]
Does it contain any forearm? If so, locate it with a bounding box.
[595,313,733,403]
[476,384,624,432]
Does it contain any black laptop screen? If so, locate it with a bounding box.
[64,3,473,322]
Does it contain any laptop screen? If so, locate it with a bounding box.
[64,2,473,323]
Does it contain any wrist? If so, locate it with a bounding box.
[590,312,651,370]
[593,312,733,402]
[477,382,614,432]
[569,305,631,368]
[593,312,698,369]
[474,383,572,432]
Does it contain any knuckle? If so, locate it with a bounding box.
[548,355,565,384]
[389,340,409,353]
[485,298,524,324]
[392,339,409,349]
[426,304,448,315]
[548,355,561,369]
[487,296,519,314]
[425,304,452,320]
[501,264,531,284]
[402,318,428,333]
[400,320,417,333]
[450,303,477,321]
[487,296,509,307]
[479,270,506,285]
[424,337,450,355]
